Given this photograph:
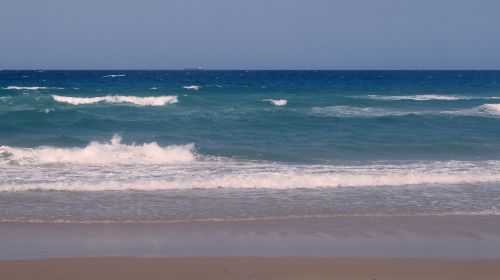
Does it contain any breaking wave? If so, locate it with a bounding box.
[441,104,500,117]
[311,106,410,117]
[0,159,500,191]
[312,104,500,118]
[52,95,178,106]
[263,99,287,106]
[1,135,499,191]
[183,85,201,90]
[0,135,195,165]
[3,86,48,90]
[103,74,126,78]
[355,94,499,101]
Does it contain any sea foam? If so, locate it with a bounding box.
[482,103,500,114]
[2,136,500,191]
[313,104,500,118]
[183,85,201,90]
[103,74,126,78]
[312,106,409,117]
[441,103,500,117]
[0,135,195,165]
[357,94,500,101]
[52,95,178,106]
[1,159,500,191]
[363,95,464,101]
[263,99,287,106]
[3,86,48,90]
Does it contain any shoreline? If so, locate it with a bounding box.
[2,257,500,280]
[1,213,499,224]
[2,215,500,260]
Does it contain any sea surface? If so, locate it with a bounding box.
[1,70,499,222]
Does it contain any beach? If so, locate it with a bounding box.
[2,0,500,276]
[1,70,500,278]
[3,257,500,280]
[2,216,500,259]
[2,215,500,279]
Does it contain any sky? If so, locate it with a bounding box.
[1,0,499,70]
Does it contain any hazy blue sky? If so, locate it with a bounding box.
[1,0,499,69]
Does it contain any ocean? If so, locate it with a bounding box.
[1,70,500,222]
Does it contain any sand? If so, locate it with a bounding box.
[2,216,500,279]
[1,257,500,280]
[3,216,500,259]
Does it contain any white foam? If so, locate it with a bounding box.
[313,104,500,118]
[52,95,178,106]
[358,95,500,101]
[1,159,500,191]
[482,103,500,113]
[312,106,409,117]
[183,85,201,90]
[40,108,55,114]
[263,99,287,106]
[0,135,195,165]
[103,74,126,78]
[441,103,500,117]
[3,86,48,90]
[365,95,463,101]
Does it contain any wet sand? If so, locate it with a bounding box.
[2,216,500,260]
[2,215,500,279]
[2,257,500,280]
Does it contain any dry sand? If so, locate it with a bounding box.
[1,257,500,280]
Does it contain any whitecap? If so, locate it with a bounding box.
[3,86,48,90]
[312,106,409,117]
[263,99,287,106]
[40,108,55,114]
[482,103,500,113]
[1,157,500,191]
[0,135,195,165]
[103,74,126,78]
[52,95,178,106]
[183,85,201,90]
[441,103,500,117]
[356,94,499,101]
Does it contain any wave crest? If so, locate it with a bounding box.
[312,106,408,117]
[52,95,178,106]
[263,99,287,106]
[183,85,201,90]
[1,160,500,191]
[441,103,500,117]
[103,74,126,78]
[3,86,48,90]
[480,103,500,114]
[0,135,196,165]
[356,95,500,101]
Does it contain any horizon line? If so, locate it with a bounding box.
[1,68,500,71]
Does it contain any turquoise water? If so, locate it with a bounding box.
[1,70,499,221]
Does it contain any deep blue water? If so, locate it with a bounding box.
[1,70,500,162]
[1,70,499,221]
